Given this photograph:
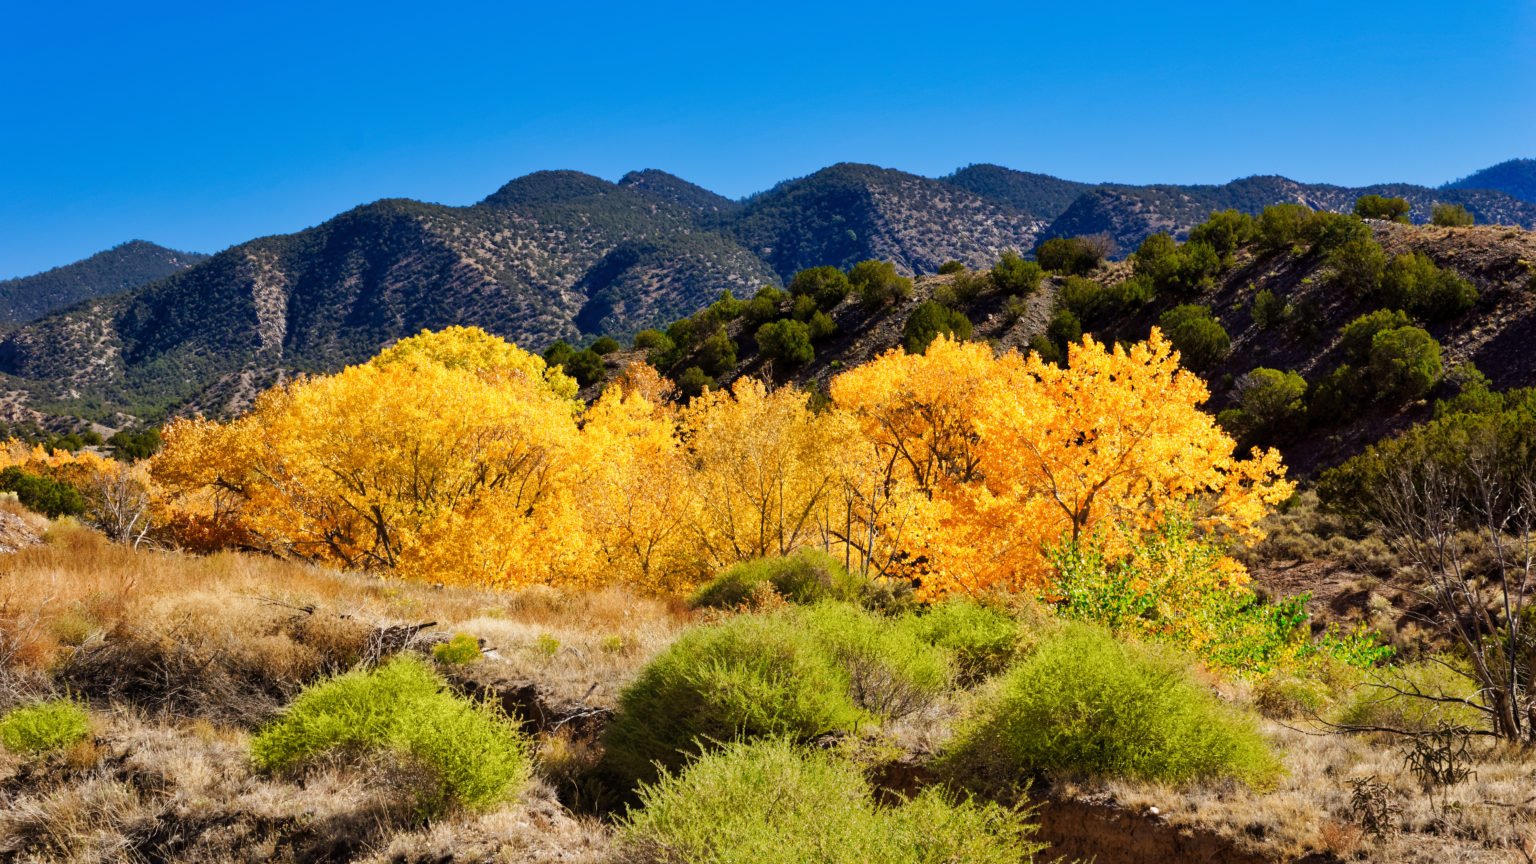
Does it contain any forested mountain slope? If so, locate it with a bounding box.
[0,240,207,325]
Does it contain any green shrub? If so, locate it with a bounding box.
[1133,235,1221,297]
[1222,367,1308,445]
[807,310,837,341]
[937,260,966,275]
[1340,309,1412,365]
[250,657,529,813]
[1307,211,1371,253]
[849,260,913,309]
[1326,237,1388,299]
[744,286,787,326]
[802,602,951,719]
[1369,326,1442,402]
[1188,209,1257,258]
[698,330,738,377]
[944,625,1280,786]
[601,611,868,786]
[564,348,606,388]
[705,290,745,324]
[589,336,621,356]
[432,633,482,664]
[543,339,574,369]
[1381,252,1477,321]
[1250,288,1288,329]
[689,548,865,610]
[790,293,818,322]
[1307,364,1365,421]
[675,366,715,400]
[1159,304,1229,371]
[635,329,678,368]
[1028,334,1062,366]
[107,428,162,461]
[0,699,91,755]
[0,468,86,519]
[789,265,853,310]
[1035,236,1106,275]
[1257,203,1313,252]
[1336,659,1484,732]
[619,738,1042,864]
[1045,308,1082,355]
[990,250,1044,294]
[902,599,1020,684]
[1354,194,1411,224]
[1431,203,1474,227]
[902,302,972,354]
[756,319,814,367]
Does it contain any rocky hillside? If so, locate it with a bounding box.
[0,241,207,325]
[630,219,1536,477]
[984,170,1536,257]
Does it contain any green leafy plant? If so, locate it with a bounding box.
[0,699,91,755]
[249,657,529,813]
[990,250,1044,294]
[901,302,972,354]
[756,319,815,367]
[901,599,1020,684]
[0,467,86,518]
[432,633,482,664]
[943,624,1281,786]
[1159,304,1229,371]
[689,548,866,610]
[1431,203,1474,227]
[619,738,1043,864]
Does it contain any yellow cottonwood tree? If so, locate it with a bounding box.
[831,332,1292,598]
[154,328,581,587]
[680,379,843,568]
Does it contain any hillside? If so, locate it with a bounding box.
[0,240,207,325]
[949,165,1536,258]
[719,162,1046,278]
[1444,157,1536,204]
[631,219,1536,478]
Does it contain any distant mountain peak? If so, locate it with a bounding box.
[478,169,620,209]
[618,169,741,215]
[0,241,208,325]
[1444,158,1536,204]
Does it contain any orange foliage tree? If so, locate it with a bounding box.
[830,332,1292,598]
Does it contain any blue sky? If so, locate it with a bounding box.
[2,1,1532,279]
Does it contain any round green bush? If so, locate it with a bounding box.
[902,599,1020,684]
[688,548,864,610]
[251,656,528,813]
[619,738,1043,864]
[0,699,91,755]
[902,302,972,355]
[601,611,868,787]
[943,625,1279,787]
[802,602,951,719]
[1159,304,1230,372]
[589,336,621,355]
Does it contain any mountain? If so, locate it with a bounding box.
[1444,158,1536,204]
[940,164,1094,221]
[618,169,742,217]
[719,163,1046,278]
[0,241,207,325]
[1035,174,1536,257]
[0,176,778,420]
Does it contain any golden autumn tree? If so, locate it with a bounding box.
[680,379,844,569]
[566,380,700,593]
[154,327,582,588]
[830,332,1292,598]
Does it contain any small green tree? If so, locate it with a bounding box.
[1159,304,1230,372]
[789,266,852,310]
[990,251,1044,295]
[1369,326,1442,403]
[901,302,972,355]
[1381,252,1477,321]
[1250,289,1288,329]
[807,311,837,341]
[590,336,621,355]
[1326,237,1388,299]
[565,349,606,388]
[1307,212,1371,253]
[1188,209,1257,258]
[705,290,745,324]
[1354,195,1411,224]
[744,286,787,325]
[756,319,815,368]
[676,366,715,400]
[1222,368,1308,444]
[1257,204,1313,252]
[699,330,739,377]
[1035,236,1107,275]
[848,261,912,309]
[1340,309,1412,364]
[543,339,575,369]
[1431,203,1474,227]
[937,260,966,274]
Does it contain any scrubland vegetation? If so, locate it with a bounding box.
[1,196,1534,862]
